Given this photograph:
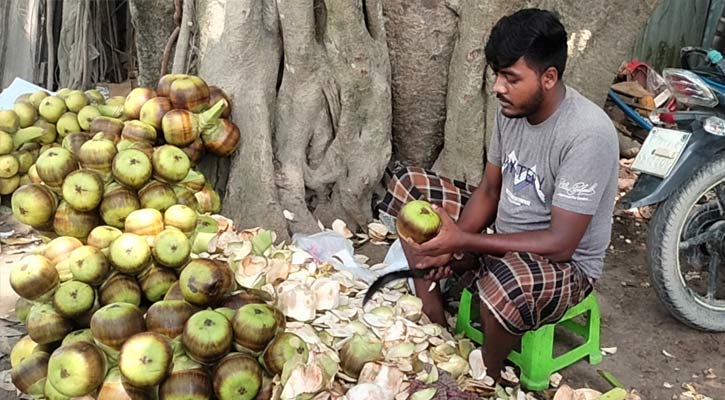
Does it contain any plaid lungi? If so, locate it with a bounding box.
[376,166,476,222]
[376,166,594,335]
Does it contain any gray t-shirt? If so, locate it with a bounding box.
[487,86,618,279]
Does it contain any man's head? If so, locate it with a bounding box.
[484,9,568,119]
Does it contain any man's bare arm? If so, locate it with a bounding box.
[459,206,592,262]
[456,162,502,233]
[410,203,592,265]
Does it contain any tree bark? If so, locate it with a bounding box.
[433,0,489,183]
[382,0,457,169]
[140,0,659,237]
[539,0,659,105]
[57,0,88,89]
[172,0,194,74]
[128,0,175,87]
[274,0,392,233]
[432,0,525,183]
[196,0,289,237]
[195,0,392,236]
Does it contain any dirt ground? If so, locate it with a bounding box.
[355,215,725,400]
[569,215,725,400]
[0,212,724,399]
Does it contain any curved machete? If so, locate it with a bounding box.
[362,267,433,305]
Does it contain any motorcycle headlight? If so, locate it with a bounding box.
[663,69,719,108]
[703,116,725,136]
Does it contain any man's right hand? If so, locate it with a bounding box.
[423,265,453,282]
[401,237,453,281]
[415,252,452,270]
[400,235,451,268]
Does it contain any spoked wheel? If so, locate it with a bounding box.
[648,157,725,331]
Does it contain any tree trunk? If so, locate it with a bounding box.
[274,0,392,233]
[432,0,520,183]
[382,0,457,169]
[172,0,194,74]
[0,0,42,89]
[195,0,392,236]
[195,0,288,237]
[132,0,659,236]
[128,0,175,87]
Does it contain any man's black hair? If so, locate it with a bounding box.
[484,8,568,79]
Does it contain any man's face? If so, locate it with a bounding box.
[492,58,545,119]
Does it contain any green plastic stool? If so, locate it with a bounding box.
[454,289,602,390]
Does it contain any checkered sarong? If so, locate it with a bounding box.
[448,252,593,335]
[377,166,593,335]
[376,165,476,221]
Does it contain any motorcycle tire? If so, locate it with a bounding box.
[648,156,725,332]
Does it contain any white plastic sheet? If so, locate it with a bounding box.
[0,77,50,110]
[292,231,377,284]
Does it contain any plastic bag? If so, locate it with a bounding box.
[292,231,377,283]
[645,67,668,95]
[382,238,407,271]
[381,239,417,295]
[623,60,667,95]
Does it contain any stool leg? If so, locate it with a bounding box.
[455,289,485,345]
[587,303,603,365]
[456,290,472,336]
[516,325,556,391]
[454,299,469,337]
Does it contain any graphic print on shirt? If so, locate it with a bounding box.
[501,151,546,207]
[557,179,597,201]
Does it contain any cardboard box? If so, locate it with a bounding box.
[97,80,135,98]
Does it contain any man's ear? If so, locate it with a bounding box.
[541,66,558,91]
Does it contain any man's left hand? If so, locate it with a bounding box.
[406,204,462,257]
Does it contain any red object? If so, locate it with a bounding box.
[666,97,678,111]
[658,112,676,124]
[625,60,651,89]
[625,60,649,72]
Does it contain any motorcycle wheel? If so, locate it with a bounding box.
[648,156,725,331]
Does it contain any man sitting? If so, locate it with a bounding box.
[376,8,618,382]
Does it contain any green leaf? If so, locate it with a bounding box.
[251,230,273,256]
[598,388,628,400]
[597,369,626,389]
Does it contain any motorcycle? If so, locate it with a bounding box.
[617,55,725,331]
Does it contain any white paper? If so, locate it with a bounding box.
[0,77,51,110]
